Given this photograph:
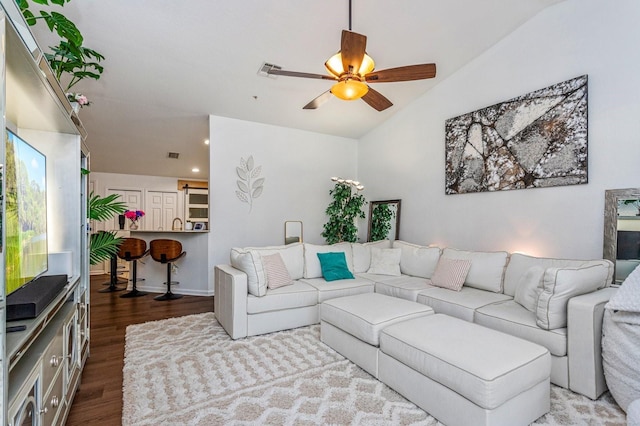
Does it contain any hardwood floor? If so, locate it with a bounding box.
[65,275,214,425]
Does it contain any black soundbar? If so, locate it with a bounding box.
[6,274,68,322]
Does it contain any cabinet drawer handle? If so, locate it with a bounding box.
[51,395,59,408]
[50,355,60,367]
[39,406,48,415]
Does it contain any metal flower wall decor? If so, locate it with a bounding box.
[235,155,264,212]
[445,75,588,194]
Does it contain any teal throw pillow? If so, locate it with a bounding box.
[317,252,354,281]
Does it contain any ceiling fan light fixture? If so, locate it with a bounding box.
[358,53,375,75]
[325,52,344,77]
[331,78,369,100]
[325,52,375,78]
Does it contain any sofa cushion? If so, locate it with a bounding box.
[352,240,391,273]
[392,240,441,278]
[371,275,435,302]
[263,253,294,289]
[367,248,401,276]
[304,243,353,278]
[317,252,354,281]
[431,258,472,291]
[379,314,550,410]
[247,281,318,314]
[475,300,567,356]
[503,253,614,297]
[320,293,433,346]
[441,248,509,293]
[416,286,512,322]
[300,277,374,303]
[230,243,304,297]
[536,264,611,330]
[513,265,545,312]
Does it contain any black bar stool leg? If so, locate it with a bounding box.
[99,253,126,292]
[121,260,147,298]
[154,262,183,301]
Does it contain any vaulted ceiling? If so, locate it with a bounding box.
[28,0,564,178]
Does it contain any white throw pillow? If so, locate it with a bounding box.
[393,240,441,278]
[431,258,472,291]
[514,266,545,312]
[352,240,391,273]
[262,253,293,289]
[441,248,509,293]
[536,264,611,330]
[367,248,401,276]
[230,248,266,296]
[230,243,304,297]
[303,243,353,278]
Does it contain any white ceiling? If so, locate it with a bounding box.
[28,0,563,178]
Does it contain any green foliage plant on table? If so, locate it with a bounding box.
[18,0,105,99]
[322,179,366,244]
[370,203,395,242]
[88,192,126,265]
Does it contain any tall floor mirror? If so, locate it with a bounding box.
[603,188,640,284]
[367,200,401,242]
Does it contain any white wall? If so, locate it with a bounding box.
[357,0,640,259]
[208,115,358,286]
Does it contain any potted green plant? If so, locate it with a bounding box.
[18,0,105,104]
[88,192,126,265]
[322,179,366,244]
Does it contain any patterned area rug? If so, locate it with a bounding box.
[122,313,625,425]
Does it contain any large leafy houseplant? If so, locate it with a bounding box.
[88,192,126,265]
[18,0,105,93]
[322,182,366,244]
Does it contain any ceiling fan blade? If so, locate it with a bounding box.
[361,87,393,111]
[267,69,337,81]
[365,64,437,83]
[303,91,333,110]
[341,30,367,74]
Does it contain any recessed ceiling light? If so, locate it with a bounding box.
[192,167,200,173]
[204,139,209,145]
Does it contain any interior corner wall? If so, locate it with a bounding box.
[208,115,358,285]
[357,0,640,259]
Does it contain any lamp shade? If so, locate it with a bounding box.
[331,79,369,100]
[325,52,375,77]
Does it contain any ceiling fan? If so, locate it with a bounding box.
[266,1,436,112]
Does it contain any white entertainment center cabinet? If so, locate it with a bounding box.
[0,2,90,425]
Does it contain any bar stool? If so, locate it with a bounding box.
[98,252,126,292]
[118,238,149,298]
[150,239,185,301]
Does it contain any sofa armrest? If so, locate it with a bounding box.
[567,287,617,399]
[214,264,249,339]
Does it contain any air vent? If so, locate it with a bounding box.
[167,152,180,159]
[258,62,281,78]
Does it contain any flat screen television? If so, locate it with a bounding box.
[4,129,48,296]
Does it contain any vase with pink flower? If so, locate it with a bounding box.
[124,209,145,230]
[67,92,91,114]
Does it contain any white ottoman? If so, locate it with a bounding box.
[379,314,551,426]
[320,292,434,377]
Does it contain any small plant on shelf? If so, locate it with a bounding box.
[18,0,105,99]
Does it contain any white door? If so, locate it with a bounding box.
[145,191,179,231]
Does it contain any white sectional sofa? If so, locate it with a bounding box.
[214,239,616,400]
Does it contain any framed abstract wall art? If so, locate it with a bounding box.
[445,75,588,194]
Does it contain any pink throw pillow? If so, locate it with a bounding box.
[431,258,472,291]
[262,253,293,289]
